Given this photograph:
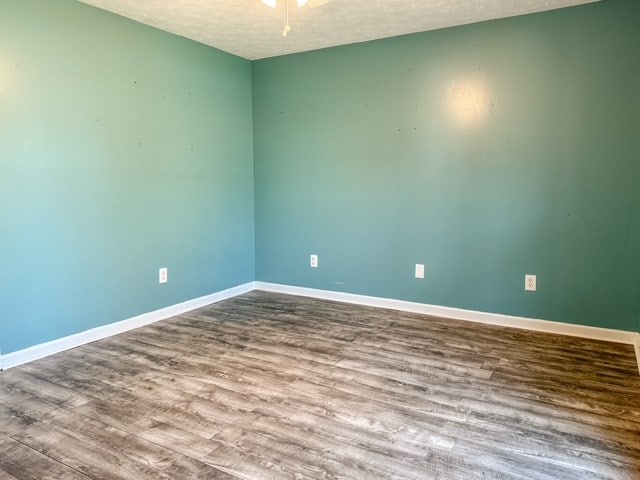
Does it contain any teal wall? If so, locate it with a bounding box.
[2,0,638,357]
[253,0,640,331]
[0,0,255,354]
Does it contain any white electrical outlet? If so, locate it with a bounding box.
[159,267,168,284]
[310,254,318,268]
[415,264,425,279]
[525,274,536,292]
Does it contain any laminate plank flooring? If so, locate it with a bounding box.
[1,291,639,479]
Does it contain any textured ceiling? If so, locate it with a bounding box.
[76,0,599,60]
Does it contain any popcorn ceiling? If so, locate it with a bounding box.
[77,0,598,60]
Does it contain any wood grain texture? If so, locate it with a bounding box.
[0,436,91,479]
[0,290,639,479]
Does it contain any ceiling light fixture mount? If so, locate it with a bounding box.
[261,0,309,37]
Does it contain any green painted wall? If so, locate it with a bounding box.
[253,0,640,331]
[0,1,255,354]
[1,0,638,357]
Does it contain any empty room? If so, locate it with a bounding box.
[1,0,639,478]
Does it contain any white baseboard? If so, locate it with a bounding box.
[3,280,638,376]
[0,282,255,371]
[255,282,640,374]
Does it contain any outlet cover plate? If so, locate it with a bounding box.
[525,274,536,292]
[159,267,168,284]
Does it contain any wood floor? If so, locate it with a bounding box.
[1,291,639,480]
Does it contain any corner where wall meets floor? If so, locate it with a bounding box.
[1,283,639,377]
